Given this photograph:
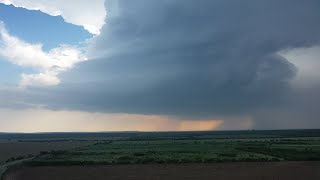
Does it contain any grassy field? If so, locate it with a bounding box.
[31,140,275,165]
[1,130,320,180]
[29,132,320,165]
[0,132,134,164]
[1,130,320,166]
[0,138,98,179]
[0,140,96,164]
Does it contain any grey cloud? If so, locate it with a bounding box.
[253,86,320,129]
[9,0,320,128]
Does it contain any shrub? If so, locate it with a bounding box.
[118,156,131,160]
[219,153,237,157]
[50,150,67,156]
[39,151,49,155]
[133,152,145,156]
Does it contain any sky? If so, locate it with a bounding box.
[1,0,320,132]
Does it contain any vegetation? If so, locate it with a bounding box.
[1,130,320,167]
[30,138,320,165]
[1,130,320,179]
[0,140,96,164]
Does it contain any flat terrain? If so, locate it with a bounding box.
[2,130,320,179]
[0,140,95,163]
[0,132,128,164]
[4,162,320,180]
[31,138,320,165]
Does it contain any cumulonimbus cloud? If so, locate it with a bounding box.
[0,0,106,35]
[2,0,320,129]
[53,0,320,128]
[0,22,87,87]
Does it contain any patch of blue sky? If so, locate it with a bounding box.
[0,58,36,84]
[0,4,92,51]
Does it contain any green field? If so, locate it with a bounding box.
[1,130,320,179]
[28,131,320,165]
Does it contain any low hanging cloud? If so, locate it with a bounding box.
[0,0,106,34]
[0,22,87,87]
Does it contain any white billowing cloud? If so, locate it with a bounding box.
[279,46,320,88]
[20,72,61,87]
[0,0,106,35]
[0,22,87,87]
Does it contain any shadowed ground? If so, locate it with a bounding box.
[4,162,320,180]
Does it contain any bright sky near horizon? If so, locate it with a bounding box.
[1,0,320,132]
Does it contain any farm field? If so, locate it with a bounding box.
[0,132,134,164]
[2,130,320,165]
[30,138,320,165]
[1,130,320,179]
[4,162,320,180]
[0,140,96,163]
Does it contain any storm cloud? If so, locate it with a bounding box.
[6,0,320,128]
